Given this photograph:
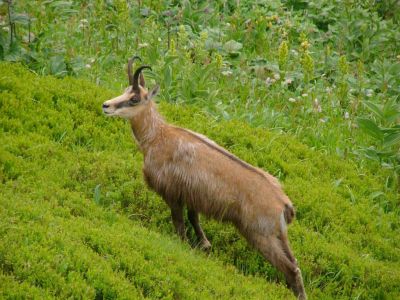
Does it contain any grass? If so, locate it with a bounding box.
[1,0,399,298]
[1,63,399,299]
[2,0,399,168]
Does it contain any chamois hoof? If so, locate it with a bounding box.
[199,239,212,252]
[294,268,307,300]
[297,293,307,300]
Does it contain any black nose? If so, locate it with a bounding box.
[102,104,109,109]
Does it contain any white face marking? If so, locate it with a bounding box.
[102,87,146,119]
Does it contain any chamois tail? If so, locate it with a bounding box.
[284,203,295,225]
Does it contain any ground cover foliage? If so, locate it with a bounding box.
[0,64,294,299]
[1,63,399,299]
[1,0,399,191]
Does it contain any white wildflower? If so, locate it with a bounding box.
[326,87,332,94]
[344,111,349,119]
[365,89,373,97]
[273,73,280,81]
[288,97,296,103]
[138,43,149,48]
[221,70,232,76]
[302,93,308,97]
[85,64,91,69]
[265,77,273,87]
[284,78,293,85]
[78,19,89,29]
[313,98,322,113]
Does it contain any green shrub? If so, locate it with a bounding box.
[0,63,399,299]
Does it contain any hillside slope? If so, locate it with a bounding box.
[0,65,292,299]
[0,63,399,299]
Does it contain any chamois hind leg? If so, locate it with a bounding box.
[280,231,297,264]
[188,209,211,251]
[279,233,306,299]
[169,201,186,241]
[249,233,306,300]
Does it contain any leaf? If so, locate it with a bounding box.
[11,14,30,25]
[205,39,222,51]
[382,103,400,123]
[94,184,101,205]
[369,191,384,200]
[70,56,85,74]
[333,178,343,187]
[164,65,172,89]
[49,1,73,8]
[381,125,400,134]
[363,147,380,161]
[383,132,400,148]
[223,40,243,54]
[105,23,117,31]
[4,41,22,62]
[49,56,67,76]
[140,8,150,17]
[357,118,383,140]
[363,101,383,119]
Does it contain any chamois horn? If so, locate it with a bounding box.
[132,65,152,91]
[127,56,142,86]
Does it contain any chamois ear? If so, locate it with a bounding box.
[147,85,160,100]
[139,73,145,88]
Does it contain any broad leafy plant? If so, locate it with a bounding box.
[357,98,400,190]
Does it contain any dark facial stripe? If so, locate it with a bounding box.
[115,100,131,109]
[115,98,140,109]
[175,127,266,179]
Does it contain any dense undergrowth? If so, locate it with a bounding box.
[1,0,399,192]
[1,63,399,299]
[0,64,293,299]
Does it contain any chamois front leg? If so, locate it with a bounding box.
[169,202,187,241]
[188,209,211,251]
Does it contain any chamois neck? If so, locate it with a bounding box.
[129,101,165,152]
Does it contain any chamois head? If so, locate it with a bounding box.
[102,56,159,119]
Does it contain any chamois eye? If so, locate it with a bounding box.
[129,96,140,105]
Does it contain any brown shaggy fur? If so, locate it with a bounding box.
[102,66,307,300]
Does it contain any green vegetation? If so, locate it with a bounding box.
[1,1,399,180]
[1,63,399,299]
[0,64,293,299]
[1,0,399,299]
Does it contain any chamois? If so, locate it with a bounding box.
[102,57,307,299]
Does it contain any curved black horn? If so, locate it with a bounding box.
[132,65,152,91]
[127,56,142,85]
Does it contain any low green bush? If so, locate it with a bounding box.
[1,63,399,299]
